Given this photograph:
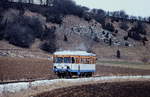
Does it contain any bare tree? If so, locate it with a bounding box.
[141,42,150,63]
[116,49,121,59]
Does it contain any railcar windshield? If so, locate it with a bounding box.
[55,57,63,63]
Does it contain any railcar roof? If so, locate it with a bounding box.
[54,51,96,56]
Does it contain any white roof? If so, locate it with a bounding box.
[54,51,96,56]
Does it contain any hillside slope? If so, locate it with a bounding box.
[0,1,150,63]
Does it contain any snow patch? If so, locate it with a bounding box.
[1,82,29,93]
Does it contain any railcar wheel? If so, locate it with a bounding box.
[61,73,65,78]
[89,72,92,77]
[79,73,85,78]
[66,72,72,78]
[85,72,92,77]
[57,73,61,78]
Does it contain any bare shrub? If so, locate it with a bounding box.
[141,57,149,63]
[140,45,150,64]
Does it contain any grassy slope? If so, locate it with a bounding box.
[97,60,150,70]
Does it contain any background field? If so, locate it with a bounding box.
[1,57,150,83]
[0,57,56,82]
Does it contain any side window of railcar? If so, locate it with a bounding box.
[64,57,71,63]
[75,58,80,63]
[92,58,94,64]
[56,57,63,63]
[92,57,96,64]
[89,58,93,64]
[81,58,86,64]
[79,58,94,64]
[86,58,90,64]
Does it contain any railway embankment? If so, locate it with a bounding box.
[1,75,150,97]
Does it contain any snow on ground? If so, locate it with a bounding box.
[2,82,29,93]
[1,75,150,94]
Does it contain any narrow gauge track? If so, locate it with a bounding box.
[0,78,46,84]
[0,75,97,85]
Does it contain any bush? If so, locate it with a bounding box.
[142,36,148,46]
[51,0,85,17]
[115,30,118,33]
[130,22,147,35]
[103,23,115,32]
[41,26,56,40]
[136,22,147,35]
[0,17,6,40]
[46,14,63,24]
[124,36,128,40]
[40,26,57,53]
[125,42,129,46]
[120,22,129,31]
[141,57,149,63]
[64,35,68,42]
[5,24,34,48]
[2,14,45,47]
[93,36,99,42]
[128,23,146,41]
[128,31,142,41]
[83,12,93,21]
[40,40,57,53]
[0,8,58,51]
[116,49,121,58]
[91,9,106,25]
[109,38,112,46]
[22,16,44,38]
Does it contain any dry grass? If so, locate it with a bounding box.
[97,60,150,70]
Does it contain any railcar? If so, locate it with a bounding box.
[53,51,96,78]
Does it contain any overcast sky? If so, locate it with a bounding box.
[73,0,150,17]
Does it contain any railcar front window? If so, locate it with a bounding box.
[56,57,63,63]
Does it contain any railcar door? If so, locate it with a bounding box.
[78,63,80,75]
